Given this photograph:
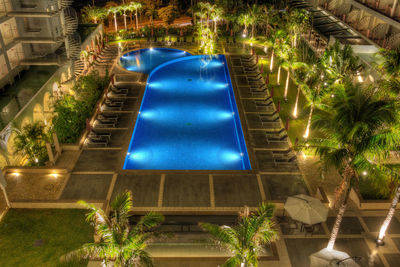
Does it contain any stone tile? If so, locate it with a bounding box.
[111,174,160,207]
[261,174,308,200]
[285,238,383,267]
[213,174,261,207]
[60,174,112,200]
[73,150,121,172]
[393,238,400,251]
[163,174,210,207]
[384,254,400,267]
[106,130,131,147]
[326,217,365,235]
[335,239,383,267]
[363,216,400,234]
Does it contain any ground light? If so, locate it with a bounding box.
[284,70,290,100]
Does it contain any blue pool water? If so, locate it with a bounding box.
[122,48,251,170]
[119,48,190,74]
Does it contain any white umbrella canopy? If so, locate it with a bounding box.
[310,248,360,267]
[284,194,329,225]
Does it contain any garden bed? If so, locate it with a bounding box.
[0,209,93,266]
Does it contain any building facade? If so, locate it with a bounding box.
[0,0,79,89]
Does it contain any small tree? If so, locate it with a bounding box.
[13,122,51,166]
[63,191,164,267]
[200,203,277,267]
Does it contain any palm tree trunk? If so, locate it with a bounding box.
[327,186,351,249]
[135,10,138,30]
[269,50,274,72]
[284,69,290,100]
[303,104,313,139]
[114,13,118,33]
[378,184,400,241]
[251,24,255,38]
[277,66,281,85]
[123,12,127,30]
[293,86,300,118]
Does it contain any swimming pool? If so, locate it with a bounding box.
[119,48,190,74]
[122,48,251,170]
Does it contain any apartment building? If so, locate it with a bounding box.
[0,0,80,89]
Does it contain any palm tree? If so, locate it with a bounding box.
[248,4,264,39]
[199,203,278,267]
[107,6,121,33]
[376,166,400,245]
[129,2,142,31]
[63,191,164,267]
[237,13,250,37]
[377,48,400,79]
[13,122,51,166]
[287,8,310,48]
[210,7,224,33]
[120,4,131,30]
[320,41,363,84]
[303,83,399,249]
[298,64,328,139]
[81,5,107,24]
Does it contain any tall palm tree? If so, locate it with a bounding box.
[298,64,328,139]
[81,5,107,24]
[107,6,121,33]
[237,13,250,37]
[287,8,310,48]
[129,2,142,31]
[303,83,399,249]
[248,4,264,39]
[63,191,164,267]
[210,7,224,33]
[376,166,400,245]
[199,203,278,267]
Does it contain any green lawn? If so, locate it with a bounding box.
[0,209,93,267]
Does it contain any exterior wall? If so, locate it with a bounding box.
[0,24,104,167]
[318,0,400,48]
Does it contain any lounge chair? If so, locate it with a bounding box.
[90,130,111,139]
[100,113,119,120]
[87,137,108,147]
[95,119,116,128]
[111,85,128,94]
[103,103,122,111]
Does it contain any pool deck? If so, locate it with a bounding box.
[57,43,307,213]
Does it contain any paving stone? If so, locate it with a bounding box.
[384,253,400,267]
[326,216,365,235]
[112,174,160,207]
[261,174,308,200]
[213,174,261,207]
[163,174,210,207]
[392,238,400,251]
[285,238,383,267]
[363,216,400,234]
[60,174,112,200]
[73,150,121,172]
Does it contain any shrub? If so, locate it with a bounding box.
[53,71,109,144]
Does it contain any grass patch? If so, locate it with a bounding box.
[0,209,93,267]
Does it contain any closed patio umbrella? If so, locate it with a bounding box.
[310,248,360,267]
[284,194,329,225]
